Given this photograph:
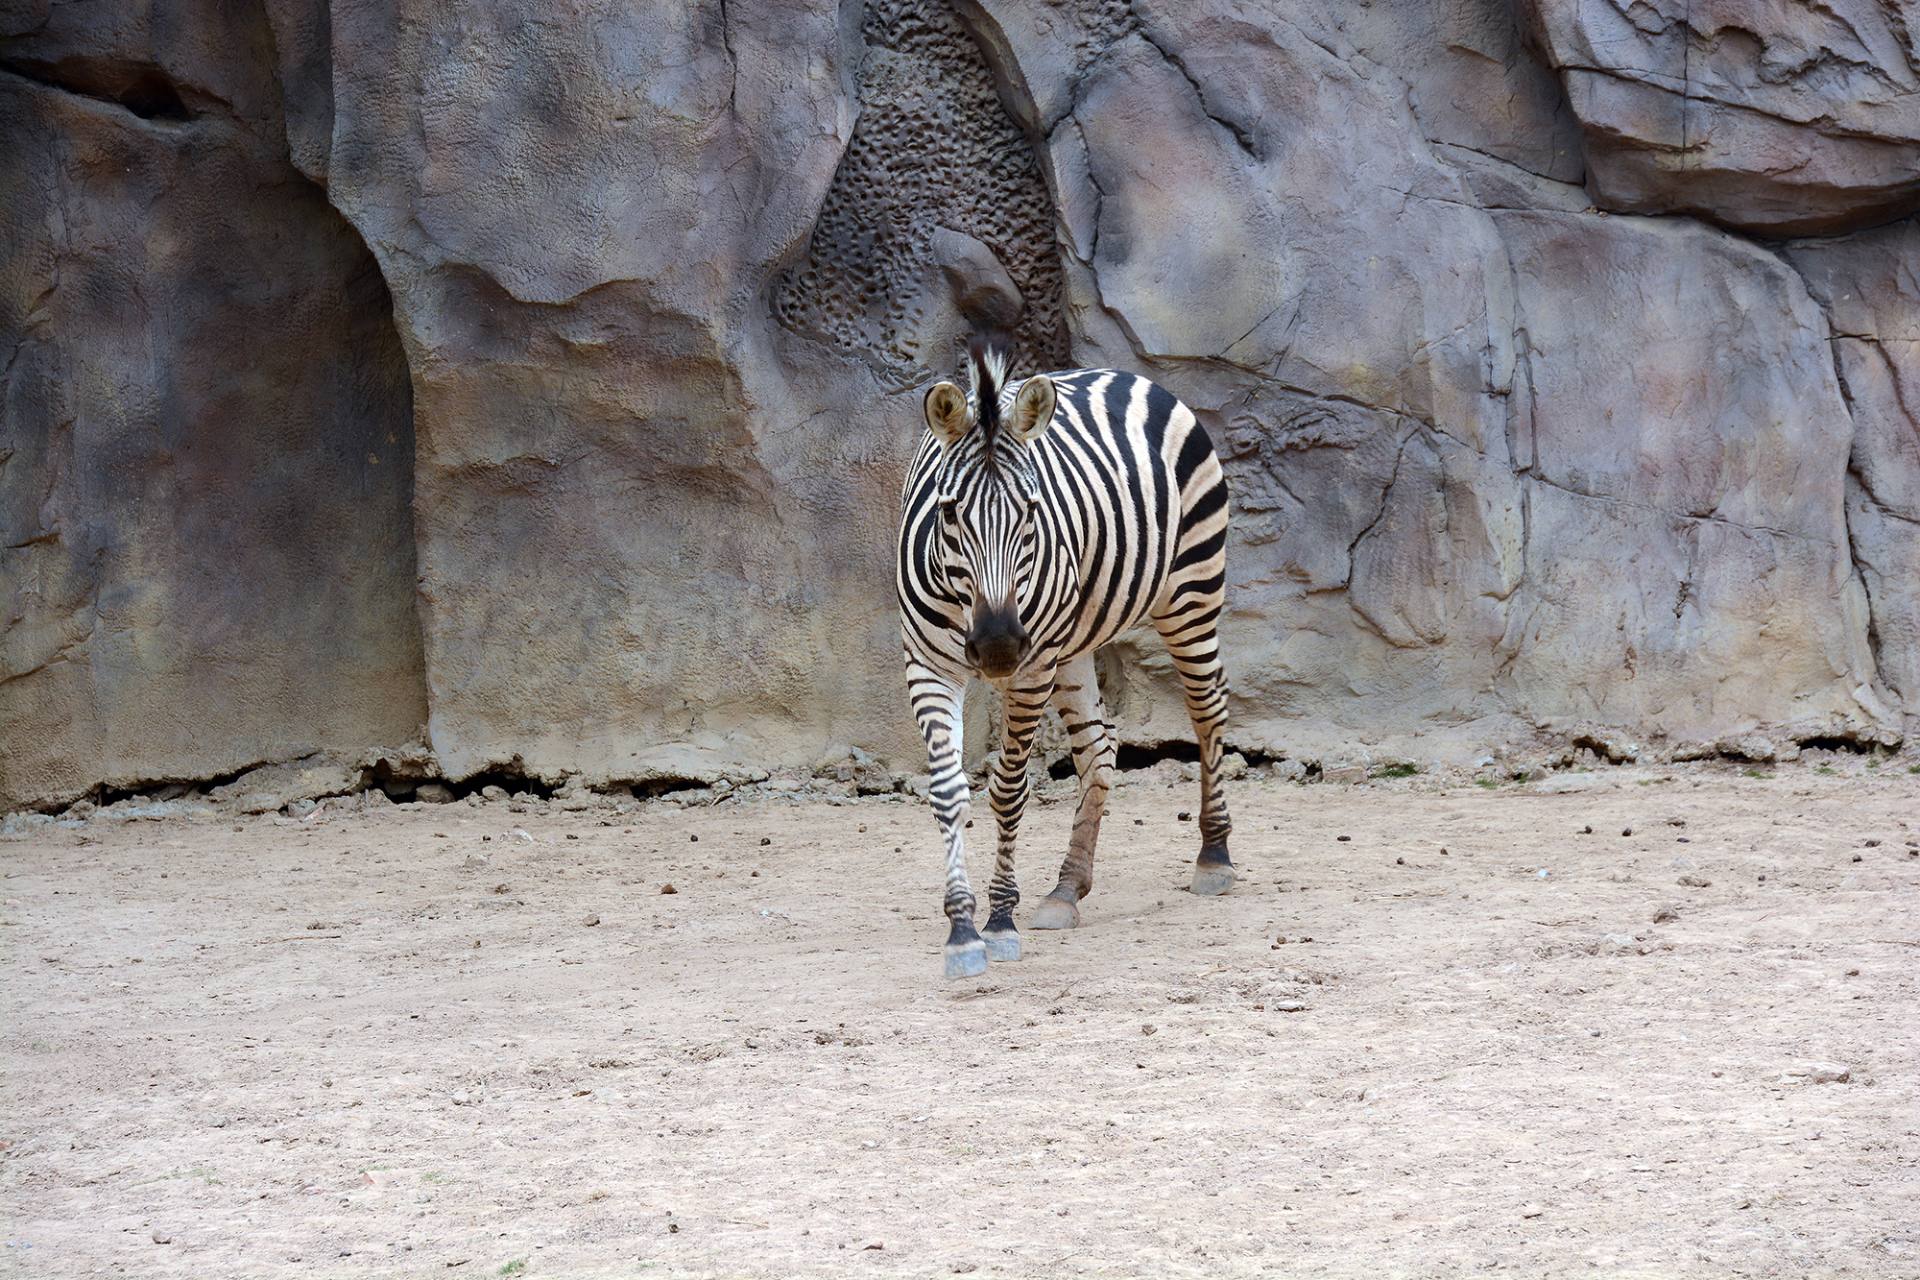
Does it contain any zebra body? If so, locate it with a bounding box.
[896,337,1234,978]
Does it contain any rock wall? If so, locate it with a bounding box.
[0,1,424,810]
[2,0,1915,810]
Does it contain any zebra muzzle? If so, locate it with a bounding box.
[965,609,1029,678]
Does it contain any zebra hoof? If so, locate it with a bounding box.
[1028,893,1080,930]
[944,939,989,979]
[1190,864,1235,896]
[983,928,1022,962]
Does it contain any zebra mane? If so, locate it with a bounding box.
[967,332,1011,451]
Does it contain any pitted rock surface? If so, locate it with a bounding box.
[774,0,1068,382]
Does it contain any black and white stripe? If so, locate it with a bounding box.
[896,335,1234,978]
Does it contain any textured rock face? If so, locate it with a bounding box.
[1786,222,1920,717]
[964,0,1893,761]
[306,0,932,786]
[2,0,1916,810]
[1520,0,1920,234]
[0,6,424,811]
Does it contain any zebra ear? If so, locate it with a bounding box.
[1009,375,1056,444]
[923,381,970,446]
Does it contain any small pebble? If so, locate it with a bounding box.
[1652,906,1679,924]
[1621,827,1633,837]
[582,914,600,927]
[660,884,678,895]
[1579,825,1593,834]
[1851,854,1862,863]
[1678,874,1710,888]
[1394,856,1403,865]
[759,837,771,846]
[688,834,698,842]
[1336,835,1351,842]
[1177,812,1193,822]
[152,1233,172,1245]
[1864,838,1880,847]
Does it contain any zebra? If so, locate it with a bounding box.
[896,333,1235,979]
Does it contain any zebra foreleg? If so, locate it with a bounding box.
[982,669,1056,961]
[1031,653,1111,930]
[909,666,987,978]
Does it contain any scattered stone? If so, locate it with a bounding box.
[1141,1024,1157,1036]
[1621,827,1633,837]
[414,783,455,804]
[151,1232,173,1245]
[759,837,771,846]
[1177,812,1192,822]
[1579,825,1593,834]
[1271,1000,1309,1013]
[582,913,600,927]
[1336,834,1351,842]
[1677,875,1711,888]
[1786,1062,1851,1085]
[1864,839,1880,847]
[1520,1204,1544,1220]
[481,785,508,802]
[688,833,699,843]
[1652,905,1680,924]
[660,884,678,895]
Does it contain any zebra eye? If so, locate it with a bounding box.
[937,496,958,519]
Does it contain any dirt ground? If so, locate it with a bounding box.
[3,761,1918,1279]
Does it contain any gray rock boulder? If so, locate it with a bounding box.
[1520,0,1920,233]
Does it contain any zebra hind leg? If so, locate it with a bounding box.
[1031,653,1111,930]
[1153,603,1234,896]
[908,667,987,978]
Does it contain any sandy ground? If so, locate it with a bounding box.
[3,761,1918,1279]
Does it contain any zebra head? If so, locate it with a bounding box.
[921,336,1058,680]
